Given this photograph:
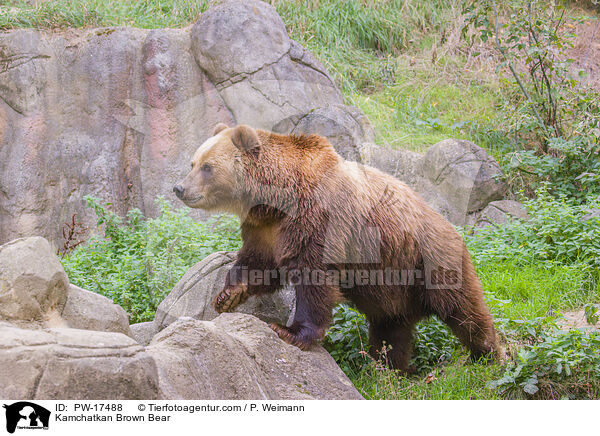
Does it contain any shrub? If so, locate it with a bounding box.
[411,317,461,371]
[465,186,600,267]
[324,304,370,374]
[61,196,242,323]
[489,328,600,399]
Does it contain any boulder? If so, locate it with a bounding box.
[191,0,291,85]
[361,143,424,186]
[154,251,295,331]
[468,200,529,229]
[146,314,363,400]
[0,237,68,323]
[0,322,160,400]
[130,321,158,345]
[421,139,507,224]
[275,105,374,161]
[61,284,132,337]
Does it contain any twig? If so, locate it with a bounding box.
[491,0,547,135]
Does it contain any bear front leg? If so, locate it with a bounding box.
[270,282,337,350]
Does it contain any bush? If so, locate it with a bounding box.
[466,185,600,267]
[324,304,370,374]
[489,328,600,399]
[61,196,242,323]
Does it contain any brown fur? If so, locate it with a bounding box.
[175,124,499,370]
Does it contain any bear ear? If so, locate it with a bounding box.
[231,125,260,154]
[212,123,229,136]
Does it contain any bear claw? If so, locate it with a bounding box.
[269,323,311,350]
[212,285,248,313]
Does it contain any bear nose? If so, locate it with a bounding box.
[173,184,185,199]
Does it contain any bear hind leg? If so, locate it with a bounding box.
[270,283,336,350]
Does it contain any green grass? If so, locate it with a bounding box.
[0,0,216,29]
[346,59,503,152]
[353,358,504,400]
[479,261,600,321]
[342,257,600,400]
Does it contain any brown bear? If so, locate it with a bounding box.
[173,123,499,370]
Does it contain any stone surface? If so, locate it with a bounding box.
[191,0,291,85]
[0,237,68,322]
[0,322,160,400]
[146,314,363,400]
[130,321,158,345]
[61,284,132,336]
[0,0,351,247]
[361,140,508,225]
[468,200,529,229]
[421,139,507,224]
[154,251,295,331]
[275,105,374,161]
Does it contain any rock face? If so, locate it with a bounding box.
[155,251,295,331]
[362,139,507,226]
[0,0,508,247]
[0,237,68,323]
[0,322,160,400]
[0,0,350,247]
[422,139,507,219]
[468,200,529,229]
[130,321,158,346]
[147,315,363,400]
[0,236,361,400]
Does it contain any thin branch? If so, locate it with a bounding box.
[491,0,547,135]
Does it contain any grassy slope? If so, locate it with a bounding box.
[5,0,598,399]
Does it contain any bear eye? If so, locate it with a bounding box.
[201,163,212,173]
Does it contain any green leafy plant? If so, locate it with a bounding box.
[489,328,600,399]
[584,303,599,325]
[324,304,461,375]
[466,185,600,267]
[61,196,242,323]
[464,0,600,201]
[411,317,461,372]
[324,304,370,374]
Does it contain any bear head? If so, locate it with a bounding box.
[173,123,261,214]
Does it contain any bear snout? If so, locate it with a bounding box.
[173,184,185,199]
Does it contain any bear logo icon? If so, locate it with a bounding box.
[3,402,50,434]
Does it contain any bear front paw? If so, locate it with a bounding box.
[212,284,249,313]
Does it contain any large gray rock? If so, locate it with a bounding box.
[0,237,68,323]
[61,284,132,336]
[0,1,354,247]
[275,105,374,161]
[155,251,295,331]
[361,140,508,225]
[0,322,160,400]
[147,314,363,400]
[421,139,507,224]
[191,0,291,84]
[130,321,158,345]
[468,200,529,229]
